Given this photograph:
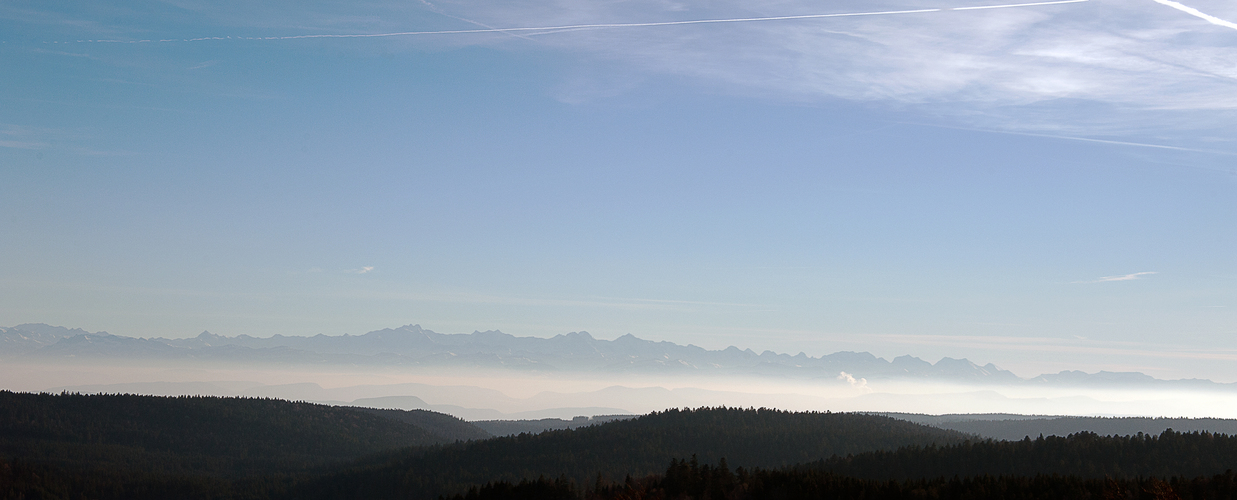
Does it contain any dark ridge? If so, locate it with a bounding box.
[445,459,1237,500]
[472,415,635,437]
[297,406,969,499]
[443,431,1237,500]
[0,390,468,478]
[809,429,1237,480]
[940,416,1237,440]
[349,406,492,441]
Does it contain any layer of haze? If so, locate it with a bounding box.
[2,0,1235,385]
[8,358,1237,419]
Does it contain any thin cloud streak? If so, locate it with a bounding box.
[899,122,1237,156]
[0,140,49,150]
[1073,271,1158,284]
[1009,135,1237,156]
[1151,0,1237,30]
[453,0,1232,127]
[60,9,943,42]
[29,0,1237,134]
[186,60,219,70]
[953,0,1087,10]
[47,1,1088,44]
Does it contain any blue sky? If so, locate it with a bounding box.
[1,0,1235,380]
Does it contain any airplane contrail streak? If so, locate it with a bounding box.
[952,0,1088,10]
[256,8,947,39]
[1151,0,1237,31]
[899,121,1237,157]
[58,0,1088,44]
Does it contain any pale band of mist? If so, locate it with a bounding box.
[12,360,1237,419]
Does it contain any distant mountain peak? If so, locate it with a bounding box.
[557,331,595,341]
[1,322,1213,389]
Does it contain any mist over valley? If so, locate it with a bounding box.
[6,322,1237,420]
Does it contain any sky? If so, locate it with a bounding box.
[1,0,1235,381]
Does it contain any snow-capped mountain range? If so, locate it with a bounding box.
[0,323,1224,388]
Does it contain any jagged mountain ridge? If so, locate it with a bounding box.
[180,324,1020,381]
[0,323,101,355]
[0,323,1220,387]
[0,323,1015,381]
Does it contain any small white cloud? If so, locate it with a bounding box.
[837,371,871,392]
[1074,271,1158,284]
[357,266,374,274]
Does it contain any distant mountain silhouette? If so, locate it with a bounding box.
[3,323,1229,389]
[0,323,100,354]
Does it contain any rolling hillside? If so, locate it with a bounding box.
[300,406,969,499]
[0,391,486,478]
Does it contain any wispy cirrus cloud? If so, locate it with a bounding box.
[1152,0,1237,30]
[187,60,220,70]
[0,124,52,150]
[15,0,1237,138]
[415,0,1237,135]
[1073,271,1158,284]
[0,124,133,155]
[0,139,48,150]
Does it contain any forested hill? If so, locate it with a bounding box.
[348,406,491,442]
[940,416,1237,441]
[0,391,486,478]
[299,407,968,499]
[811,430,1237,480]
[443,431,1237,500]
[10,395,1237,500]
[450,459,1237,500]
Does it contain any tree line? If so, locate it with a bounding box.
[450,455,1237,500]
[7,392,1237,500]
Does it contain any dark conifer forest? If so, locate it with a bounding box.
[3,391,1237,499]
[294,406,969,499]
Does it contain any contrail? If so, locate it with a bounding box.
[417,0,540,42]
[1019,133,1237,155]
[59,0,1088,44]
[900,120,1237,157]
[1151,0,1237,31]
[953,0,1088,10]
